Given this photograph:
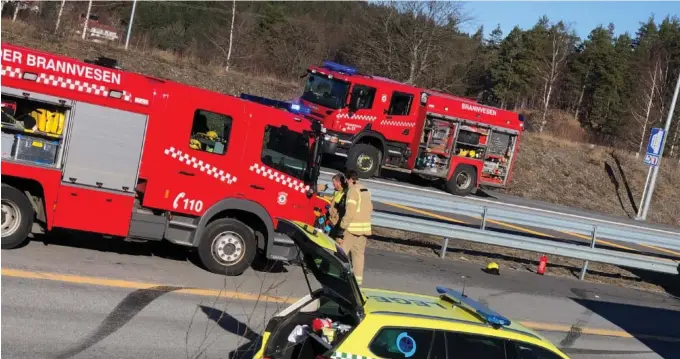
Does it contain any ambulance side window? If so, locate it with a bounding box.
[368,327,434,359]
[444,331,506,359]
[506,341,562,359]
[388,91,414,116]
[189,109,232,155]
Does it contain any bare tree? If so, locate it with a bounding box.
[54,0,66,33]
[537,22,573,133]
[355,1,471,86]
[81,0,92,40]
[225,0,236,72]
[631,55,668,155]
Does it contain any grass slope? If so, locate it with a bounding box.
[3,22,678,228]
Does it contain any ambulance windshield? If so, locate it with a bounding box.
[301,73,350,109]
[261,125,315,184]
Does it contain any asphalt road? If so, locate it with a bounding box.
[3,237,680,359]
[317,166,680,262]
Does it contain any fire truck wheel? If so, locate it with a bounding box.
[347,144,380,179]
[1,184,34,249]
[198,218,257,276]
[446,165,477,196]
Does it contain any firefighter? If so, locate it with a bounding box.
[335,170,372,285]
[327,173,348,236]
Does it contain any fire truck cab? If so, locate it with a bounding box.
[1,43,331,276]
[298,62,525,196]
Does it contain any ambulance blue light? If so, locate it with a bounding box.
[322,61,358,76]
[436,286,511,327]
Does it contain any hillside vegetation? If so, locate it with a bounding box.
[2,16,679,228]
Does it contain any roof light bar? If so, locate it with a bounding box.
[322,61,358,76]
[436,286,511,327]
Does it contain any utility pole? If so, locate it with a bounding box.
[82,0,93,40]
[639,71,680,220]
[125,0,137,50]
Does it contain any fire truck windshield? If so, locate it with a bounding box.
[301,73,350,109]
[261,125,316,184]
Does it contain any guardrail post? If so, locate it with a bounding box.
[440,237,449,259]
[481,207,488,230]
[579,225,598,280]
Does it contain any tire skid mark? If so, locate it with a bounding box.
[53,285,181,359]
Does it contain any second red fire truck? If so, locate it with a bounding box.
[1,42,335,276]
[297,62,525,196]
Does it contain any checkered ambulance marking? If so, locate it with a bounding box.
[249,163,310,193]
[380,120,416,127]
[1,66,22,78]
[331,352,376,359]
[0,66,148,106]
[336,113,377,122]
[164,147,237,184]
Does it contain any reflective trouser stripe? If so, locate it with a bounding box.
[348,223,371,234]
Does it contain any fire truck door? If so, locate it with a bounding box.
[343,84,380,134]
[146,107,243,217]
[383,90,418,142]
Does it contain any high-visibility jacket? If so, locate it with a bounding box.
[339,182,372,236]
[328,189,347,226]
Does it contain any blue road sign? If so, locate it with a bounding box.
[644,128,665,167]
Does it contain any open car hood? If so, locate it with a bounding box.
[276,218,365,318]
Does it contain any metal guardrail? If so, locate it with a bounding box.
[317,174,680,276]
[373,212,679,275]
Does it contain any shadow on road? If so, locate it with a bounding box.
[29,229,289,275]
[200,305,263,359]
[570,296,680,359]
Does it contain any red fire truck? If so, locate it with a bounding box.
[0,42,334,276]
[298,62,525,196]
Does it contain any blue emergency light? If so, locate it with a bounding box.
[436,286,511,327]
[240,93,311,116]
[518,114,525,122]
[322,61,358,76]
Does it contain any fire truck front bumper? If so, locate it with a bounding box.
[321,131,352,157]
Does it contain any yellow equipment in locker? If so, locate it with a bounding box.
[31,108,65,135]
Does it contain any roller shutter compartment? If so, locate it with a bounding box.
[62,102,147,192]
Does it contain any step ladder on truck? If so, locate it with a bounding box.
[0,42,336,276]
[297,61,525,196]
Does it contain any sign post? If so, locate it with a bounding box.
[637,71,680,221]
[636,128,665,220]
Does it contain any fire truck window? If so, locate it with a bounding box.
[189,109,232,155]
[261,125,310,181]
[351,85,376,110]
[388,92,414,116]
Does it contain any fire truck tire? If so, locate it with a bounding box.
[1,184,34,249]
[197,218,257,276]
[347,144,380,179]
[446,165,477,196]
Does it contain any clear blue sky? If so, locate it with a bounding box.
[459,1,679,39]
